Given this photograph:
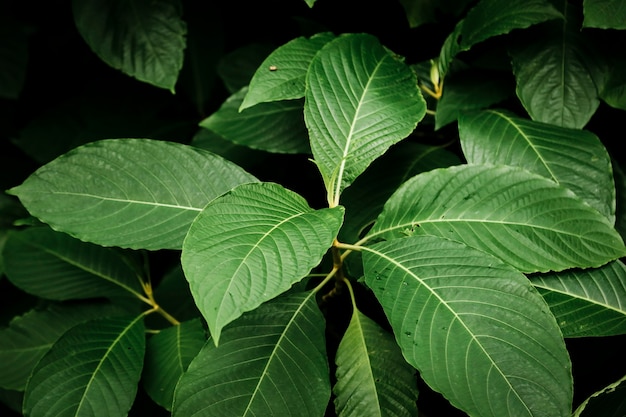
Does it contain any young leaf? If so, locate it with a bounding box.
[583,0,626,29]
[304,33,425,206]
[459,109,615,222]
[200,87,310,154]
[182,182,344,344]
[72,0,186,92]
[362,235,573,417]
[240,32,335,111]
[3,226,144,300]
[367,164,626,273]
[333,306,418,417]
[172,292,329,417]
[8,139,257,250]
[531,260,626,337]
[143,318,206,410]
[23,315,146,417]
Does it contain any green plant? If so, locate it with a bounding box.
[2,0,626,416]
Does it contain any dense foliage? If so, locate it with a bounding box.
[1,0,626,416]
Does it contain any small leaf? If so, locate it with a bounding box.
[23,315,146,417]
[368,164,626,273]
[531,260,626,337]
[172,292,329,417]
[305,33,425,206]
[8,139,257,250]
[583,0,626,29]
[182,182,343,344]
[72,0,186,91]
[362,235,573,417]
[143,319,206,410]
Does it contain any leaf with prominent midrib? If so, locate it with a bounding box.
[367,164,626,273]
[531,260,626,337]
[305,33,425,206]
[172,292,329,417]
[362,235,573,417]
[8,139,257,250]
[23,315,146,417]
[182,182,343,344]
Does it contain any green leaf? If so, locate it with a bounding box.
[573,374,626,417]
[143,319,206,410]
[8,139,257,250]
[240,32,335,111]
[304,33,425,206]
[333,306,418,417]
[72,0,186,91]
[3,226,144,300]
[367,164,626,273]
[459,109,615,222]
[599,56,626,111]
[583,0,626,29]
[200,87,310,154]
[172,292,329,417]
[23,315,146,417]
[0,303,125,390]
[362,235,573,417]
[182,182,344,344]
[531,260,626,337]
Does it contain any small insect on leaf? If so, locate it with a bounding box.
[269,65,278,71]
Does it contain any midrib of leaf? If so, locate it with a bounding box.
[175,325,185,373]
[49,191,203,212]
[241,292,316,416]
[532,282,626,315]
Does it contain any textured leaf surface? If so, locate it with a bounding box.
[459,109,615,222]
[334,307,418,417]
[173,292,329,417]
[72,0,186,91]
[362,235,573,417]
[583,0,626,29]
[240,32,334,110]
[305,33,425,205]
[531,260,626,337]
[200,87,310,154]
[23,315,145,417]
[143,319,206,410]
[182,182,343,344]
[8,139,257,250]
[3,227,143,300]
[367,164,626,273]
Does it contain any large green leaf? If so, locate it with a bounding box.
[459,109,615,222]
[23,315,146,417]
[583,0,626,29]
[367,164,626,273]
[72,0,186,91]
[3,226,144,300]
[304,33,425,206]
[0,303,125,391]
[143,318,206,410]
[8,139,257,250]
[531,260,626,337]
[182,182,343,344]
[200,87,310,154]
[172,292,329,417]
[333,305,418,417]
[362,235,573,417]
[240,32,335,110]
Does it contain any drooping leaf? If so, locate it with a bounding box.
[143,318,206,410]
[367,164,626,273]
[200,87,310,154]
[304,33,425,206]
[573,374,626,417]
[362,235,573,417]
[531,260,626,337]
[0,303,125,391]
[172,292,329,417]
[583,0,626,29]
[459,109,615,222]
[23,315,146,417]
[240,32,335,111]
[3,226,144,300]
[182,182,343,344]
[333,305,418,417]
[72,0,186,91]
[8,139,257,250]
